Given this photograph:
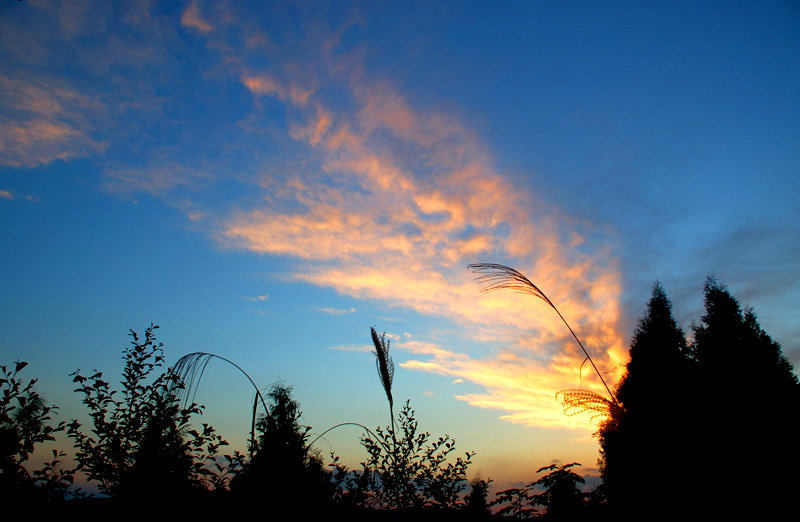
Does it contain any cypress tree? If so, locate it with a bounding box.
[598,283,690,516]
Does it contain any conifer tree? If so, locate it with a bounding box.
[688,278,799,515]
[598,283,690,516]
[231,384,332,512]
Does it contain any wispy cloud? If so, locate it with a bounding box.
[242,293,270,302]
[2,2,626,429]
[319,307,357,315]
[202,7,625,429]
[180,0,215,34]
[0,74,107,168]
[0,189,38,202]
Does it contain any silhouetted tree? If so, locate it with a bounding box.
[231,383,333,512]
[600,279,800,516]
[1,361,75,503]
[493,462,588,520]
[67,325,228,502]
[687,278,799,515]
[597,283,691,515]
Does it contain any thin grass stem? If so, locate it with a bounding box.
[468,263,618,405]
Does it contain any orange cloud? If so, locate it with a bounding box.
[186,10,626,430]
[181,1,215,34]
[242,73,314,107]
[0,75,107,168]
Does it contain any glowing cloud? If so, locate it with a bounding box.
[208,14,626,428]
[181,1,215,34]
[0,75,107,168]
[0,3,626,430]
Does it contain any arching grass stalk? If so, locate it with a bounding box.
[307,422,388,452]
[468,263,619,406]
[168,352,270,456]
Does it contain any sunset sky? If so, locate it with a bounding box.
[2,0,799,492]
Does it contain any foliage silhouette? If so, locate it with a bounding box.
[359,400,474,512]
[67,325,229,501]
[231,383,333,511]
[1,361,75,502]
[493,462,588,520]
[686,278,799,515]
[596,283,690,515]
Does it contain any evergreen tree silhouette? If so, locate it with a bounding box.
[688,278,799,515]
[598,283,691,516]
[231,383,333,512]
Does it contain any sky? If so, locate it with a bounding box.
[2,0,799,494]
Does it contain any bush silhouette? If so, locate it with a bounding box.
[1,361,74,503]
[231,383,334,511]
[67,325,228,501]
[359,400,474,512]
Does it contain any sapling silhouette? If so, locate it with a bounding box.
[360,400,474,512]
[0,361,73,502]
[231,383,334,512]
[67,325,229,500]
[463,475,493,519]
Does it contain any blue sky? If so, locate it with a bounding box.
[2,0,799,491]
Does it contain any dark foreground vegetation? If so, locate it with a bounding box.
[2,274,797,519]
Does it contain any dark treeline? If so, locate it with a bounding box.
[1,277,798,519]
[598,277,799,518]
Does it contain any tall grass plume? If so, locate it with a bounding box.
[370,327,395,435]
[468,263,619,415]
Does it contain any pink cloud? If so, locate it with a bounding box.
[181,1,215,34]
[176,8,626,430]
[0,75,107,168]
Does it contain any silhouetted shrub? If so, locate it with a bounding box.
[67,325,228,501]
[1,361,75,502]
[359,400,474,512]
[231,383,334,512]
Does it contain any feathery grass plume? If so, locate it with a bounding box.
[370,327,396,435]
[468,263,619,409]
[168,352,269,455]
[556,389,619,424]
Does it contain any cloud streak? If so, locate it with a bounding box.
[0,74,107,168]
[201,5,626,428]
[1,1,627,430]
